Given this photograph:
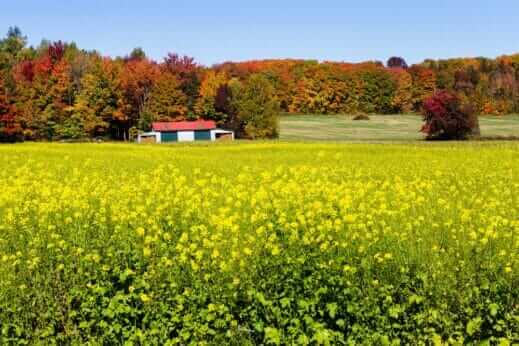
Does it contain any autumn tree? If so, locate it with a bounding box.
[141,73,188,130]
[195,70,228,122]
[409,66,437,111]
[68,49,92,93]
[289,64,356,114]
[119,58,159,139]
[71,58,123,138]
[421,90,479,140]
[10,40,75,139]
[163,53,201,113]
[387,56,408,69]
[390,68,413,113]
[0,76,22,142]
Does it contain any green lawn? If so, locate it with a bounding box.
[280,114,519,141]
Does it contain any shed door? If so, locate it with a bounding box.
[194,130,211,141]
[161,132,178,142]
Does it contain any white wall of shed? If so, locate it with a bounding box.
[177,131,195,142]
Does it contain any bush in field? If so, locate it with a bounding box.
[352,114,370,120]
[421,90,480,140]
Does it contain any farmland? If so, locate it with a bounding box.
[0,142,518,344]
[280,114,519,141]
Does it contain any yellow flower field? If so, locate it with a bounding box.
[0,142,517,344]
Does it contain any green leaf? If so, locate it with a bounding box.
[431,334,442,346]
[265,327,281,345]
[326,303,338,319]
[389,305,402,319]
[466,317,482,336]
[489,303,498,317]
[379,335,390,346]
[280,297,291,308]
[499,338,511,346]
[297,334,310,345]
[409,294,424,305]
[256,292,268,306]
[313,329,330,345]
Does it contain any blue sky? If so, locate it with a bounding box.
[1,0,518,66]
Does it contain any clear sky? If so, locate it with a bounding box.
[1,0,518,66]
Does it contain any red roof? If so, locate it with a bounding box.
[152,120,216,132]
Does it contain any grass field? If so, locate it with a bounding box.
[0,142,518,344]
[280,114,519,141]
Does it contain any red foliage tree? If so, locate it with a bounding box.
[421,90,479,140]
[48,41,65,63]
[15,60,35,83]
[163,53,199,74]
[162,53,201,111]
[0,78,23,142]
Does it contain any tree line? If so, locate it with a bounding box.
[1,27,518,142]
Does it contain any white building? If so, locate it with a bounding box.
[138,120,234,144]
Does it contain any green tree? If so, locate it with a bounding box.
[356,66,397,114]
[0,27,28,94]
[0,27,27,67]
[233,74,279,139]
[129,47,146,60]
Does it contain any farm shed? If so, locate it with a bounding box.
[137,120,234,143]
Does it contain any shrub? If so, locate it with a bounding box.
[352,114,370,121]
[421,90,480,140]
